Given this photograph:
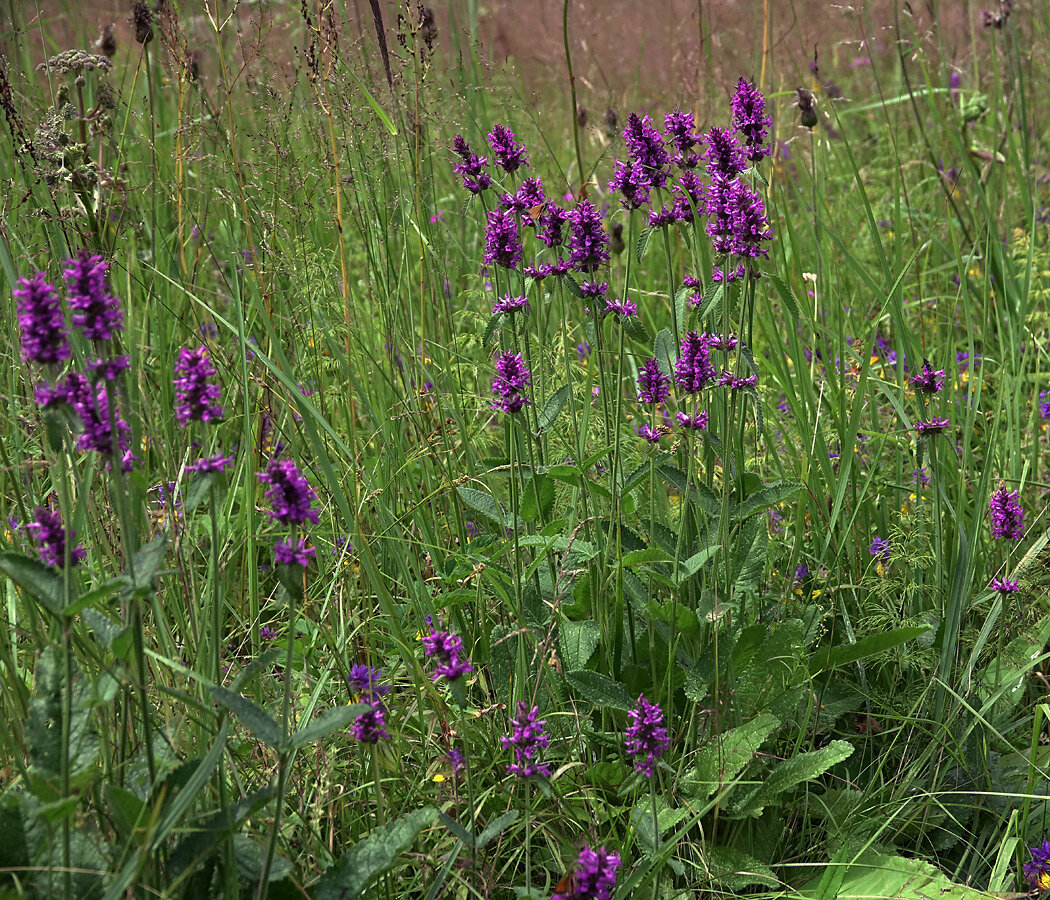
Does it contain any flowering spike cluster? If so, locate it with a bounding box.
[719,370,758,390]
[664,109,703,168]
[491,351,531,414]
[990,577,1020,593]
[492,294,529,316]
[452,134,491,194]
[487,124,528,173]
[989,485,1024,541]
[552,845,622,900]
[676,410,709,430]
[1023,840,1050,891]
[604,296,637,318]
[608,158,652,210]
[63,249,123,341]
[705,126,746,179]
[28,506,86,568]
[869,536,890,560]
[68,377,133,469]
[536,204,570,248]
[724,181,773,258]
[500,177,546,216]
[731,78,773,161]
[637,424,662,444]
[274,537,315,567]
[422,625,473,682]
[567,201,610,274]
[675,332,717,393]
[174,346,225,426]
[637,359,670,404]
[348,664,390,744]
[911,359,945,395]
[15,273,71,366]
[258,458,320,526]
[187,453,235,474]
[483,209,523,269]
[501,702,551,778]
[623,113,670,188]
[916,418,950,435]
[625,694,670,777]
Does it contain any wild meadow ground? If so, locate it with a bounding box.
[1,1,1049,898]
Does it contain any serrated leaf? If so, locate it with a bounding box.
[210,685,283,750]
[705,846,779,889]
[636,226,653,263]
[535,384,570,435]
[729,740,854,818]
[676,546,719,585]
[675,285,691,334]
[128,531,168,592]
[801,850,998,900]
[693,281,723,321]
[520,474,555,523]
[562,274,585,298]
[482,310,504,348]
[809,625,933,674]
[0,552,64,615]
[291,703,372,749]
[560,620,601,671]
[733,480,804,521]
[457,486,518,530]
[685,714,778,800]
[314,808,438,900]
[475,809,519,850]
[632,800,688,853]
[654,328,676,374]
[566,670,634,711]
[765,271,802,322]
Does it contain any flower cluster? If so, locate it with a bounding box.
[483,209,524,269]
[552,845,622,900]
[637,358,670,405]
[989,485,1024,541]
[625,694,670,777]
[173,346,225,426]
[491,351,531,414]
[622,112,670,188]
[731,77,773,161]
[1023,840,1050,891]
[28,506,86,568]
[567,200,610,274]
[63,249,123,342]
[422,624,473,682]
[501,702,551,778]
[911,359,945,395]
[452,134,491,194]
[349,664,390,744]
[258,458,320,526]
[15,272,71,366]
[676,331,717,393]
[487,124,528,173]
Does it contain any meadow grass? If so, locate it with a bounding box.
[0,1,1048,898]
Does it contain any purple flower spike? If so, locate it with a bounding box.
[15,273,70,366]
[69,378,133,469]
[487,124,529,173]
[989,484,1024,541]
[676,410,709,430]
[552,845,622,900]
[911,359,945,395]
[719,370,758,390]
[501,701,551,778]
[349,704,389,743]
[500,177,546,216]
[257,458,320,526]
[705,126,746,179]
[274,537,315,567]
[869,536,890,560]
[349,664,390,743]
[727,180,773,258]
[567,201,610,274]
[1023,840,1050,891]
[637,424,662,444]
[174,346,225,426]
[452,134,492,194]
[491,351,531,414]
[915,418,951,435]
[423,625,473,682]
[483,209,523,270]
[28,506,86,568]
[623,112,670,188]
[63,249,124,341]
[675,331,717,394]
[637,358,670,404]
[625,694,669,777]
[664,108,703,168]
[731,77,773,162]
[187,452,235,474]
[492,294,529,316]
[604,296,637,318]
[608,158,652,210]
[990,577,1020,593]
[536,204,570,248]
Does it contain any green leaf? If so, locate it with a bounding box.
[705,846,779,889]
[560,620,601,671]
[653,328,676,374]
[314,808,438,900]
[562,274,585,298]
[809,625,933,674]
[457,486,518,530]
[127,531,168,593]
[801,851,998,900]
[728,740,854,818]
[62,578,125,616]
[0,552,64,615]
[566,670,634,711]
[685,714,778,800]
[676,546,719,585]
[291,703,372,749]
[732,480,804,521]
[765,271,802,322]
[183,470,218,516]
[482,310,504,348]
[675,285,692,335]
[210,685,283,750]
[475,809,519,849]
[636,226,653,263]
[631,800,688,853]
[693,281,723,321]
[520,474,555,523]
[535,384,569,435]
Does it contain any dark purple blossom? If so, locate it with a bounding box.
[623,112,670,187]
[664,108,703,168]
[14,273,70,366]
[707,333,739,352]
[625,694,670,777]
[719,370,758,390]
[869,536,890,560]
[552,845,621,900]
[1023,840,1050,891]
[63,249,123,341]
[422,625,473,682]
[349,664,390,743]
[637,424,662,444]
[68,377,133,469]
[257,458,320,526]
[731,78,773,162]
[28,506,85,567]
[911,359,945,395]
[536,204,570,248]
[726,180,772,258]
[500,177,545,216]
[567,201,610,274]
[676,410,709,430]
[671,170,705,221]
[675,331,717,393]
[712,264,746,283]
[579,281,607,299]
[487,124,528,173]
[349,704,389,743]
[492,294,529,315]
[795,564,809,582]
[274,537,315,566]
[187,452,235,474]
[989,485,1024,541]
[647,205,678,228]
[87,356,130,381]
[483,209,523,269]
[705,174,740,254]
[174,346,225,426]
[501,701,551,778]
[452,134,492,194]
[637,358,670,404]
[259,625,277,643]
[705,126,745,179]
[915,418,951,435]
[604,296,637,318]
[491,351,531,414]
[990,577,1020,593]
[608,158,651,210]
[447,747,465,774]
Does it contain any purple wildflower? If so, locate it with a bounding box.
[422,625,473,682]
[63,249,124,341]
[731,77,773,162]
[174,346,225,426]
[664,108,703,168]
[911,359,945,395]
[349,704,389,744]
[637,359,670,404]
[705,126,745,179]
[500,177,545,216]
[28,506,86,567]
[676,410,709,430]
[483,209,523,269]
[712,264,746,283]
[915,418,951,435]
[491,351,531,414]
[705,174,740,254]
[552,845,621,900]
[604,296,637,318]
[452,134,492,194]
[14,273,70,366]
[623,112,670,187]
[567,201,610,274]
[187,452,235,474]
[990,577,1020,593]
[257,458,320,526]
[625,694,670,777]
[348,664,391,743]
[719,370,758,390]
[501,701,551,778]
[87,355,130,381]
[608,158,652,210]
[447,747,465,774]
[637,424,662,444]
[536,204,570,248]
[579,281,607,300]
[989,485,1024,541]
[68,377,133,469]
[869,536,891,560]
[675,331,717,393]
[794,564,809,582]
[492,294,529,316]
[1023,841,1050,891]
[671,170,705,221]
[487,124,528,173]
[707,333,739,352]
[727,180,772,258]
[647,205,678,228]
[259,625,277,643]
[274,537,315,566]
